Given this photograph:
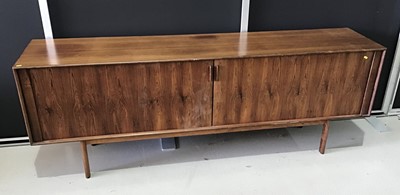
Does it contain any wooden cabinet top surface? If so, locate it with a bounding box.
[14,28,385,69]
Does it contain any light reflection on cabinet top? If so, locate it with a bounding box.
[14,28,385,69]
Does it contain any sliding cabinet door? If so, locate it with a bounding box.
[213,53,375,125]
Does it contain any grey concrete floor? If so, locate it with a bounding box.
[0,116,399,194]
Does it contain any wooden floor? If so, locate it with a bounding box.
[0,116,399,194]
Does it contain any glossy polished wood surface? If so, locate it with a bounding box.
[23,61,212,140]
[13,28,387,178]
[14,28,386,145]
[14,28,384,69]
[213,52,374,125]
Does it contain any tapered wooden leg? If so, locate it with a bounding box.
[80,141,91,178]
[319,121,329,154]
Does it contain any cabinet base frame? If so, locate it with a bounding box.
[79,120,330,178]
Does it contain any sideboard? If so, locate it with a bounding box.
[13,28,386,178]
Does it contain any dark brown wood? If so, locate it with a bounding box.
[86,119,326,145]
[80,141,91,178]
[361,51,386,115]
[34,114,358,145]
[26,61,212,140]
[12,29,387,178]
[361,52,379,114]
[15,69,43,142]
[368,50,386,114]
[369,50,387,112]
[319,121,330,154]
[13,29,386,145]
[12,69,34,144]
[213,52,374,125]
[13,28,384,69]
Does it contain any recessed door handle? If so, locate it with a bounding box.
[214,65,219,81]
[209,65,213,81]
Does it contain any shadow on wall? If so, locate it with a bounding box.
[34,120,364,177]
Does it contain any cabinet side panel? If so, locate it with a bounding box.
[213,52,374,125]
[28,61,212,140]
[361,50,386,115]
[14,69,43,142]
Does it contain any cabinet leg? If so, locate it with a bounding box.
[80,141,91,178]
[319,121,330,154]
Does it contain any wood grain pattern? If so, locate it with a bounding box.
[12,28,386,145]
[12,69,35,143]
[14,28,384,69]
[12,29,387,178]
[15,69,43,142]
[213,52,374,125]
[26,61,212,140]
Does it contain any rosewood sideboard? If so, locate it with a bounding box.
[13,28,386,178]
